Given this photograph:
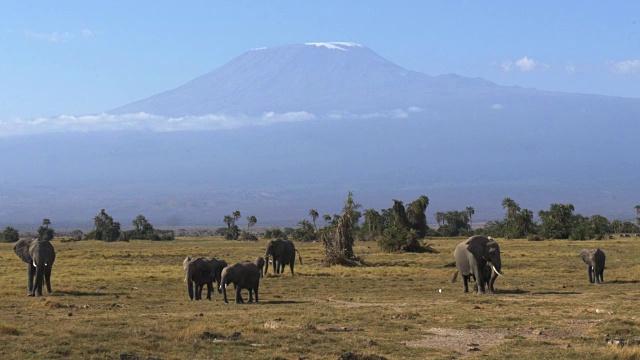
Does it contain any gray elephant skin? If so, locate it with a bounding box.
[183,257,227,301]
[264,239,302,275]
[13,238,56,296]
[220,262,261,304]
[255,256,265,278]
[580,248,606,284]
[453,236,503,294]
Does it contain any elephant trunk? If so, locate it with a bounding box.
[220,272,229,303]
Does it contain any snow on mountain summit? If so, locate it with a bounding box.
[304,42,363,50]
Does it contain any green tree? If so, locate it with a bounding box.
[323,214,332,226]
[88,209,121,242]
[362,208,383,239]
[1,226,20,243]
[406,195,429,237]
[232,210,241,223]
[635,205,640,225]
[309,209,319,230]
[538,203,575,239]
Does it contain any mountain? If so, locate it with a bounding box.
[109,42,499,116]
[1,42,639,228]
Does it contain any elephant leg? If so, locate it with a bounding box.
[462,275,470,293]
[34,267,44,296]
[290,262,295,275]
[206,282,213,300]
[188,281,195,300]
[588,266,595,284]
[474,265,486,294]
[27,263,36,296]
[44,265,53,294]
[235,287,244,304]
[272,260,278,274]
[254,286,259,303]
[248,288,254,303]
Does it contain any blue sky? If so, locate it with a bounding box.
[1,1,639,120]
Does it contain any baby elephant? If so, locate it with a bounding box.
[580,248,606,284]
[220,262,261,304]
[255,256,265,278]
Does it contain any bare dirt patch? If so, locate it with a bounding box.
[404,321,593,356]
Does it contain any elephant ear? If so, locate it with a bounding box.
[465,236,489,259]
[13,238,34,264]
[579,249,591,263]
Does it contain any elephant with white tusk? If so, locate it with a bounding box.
[580,248,605,284]
[14,238,56,297]
[453,236,503,294]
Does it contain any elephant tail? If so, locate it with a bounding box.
[451,270,459,283]
[296,249,303,265]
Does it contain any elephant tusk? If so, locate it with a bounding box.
[492,265,504,276]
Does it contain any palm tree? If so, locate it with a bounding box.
[635,205,640,225]
[502,197,520,220]
[223,215,234,229]
[309,209,319,230]
[247,215,257,231]
[232,210,241,222]
[42,218,51,229]
[465,206,475,227]
[323,214,332,225]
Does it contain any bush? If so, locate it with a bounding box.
[0,227,20,243]
[240,231,258,241]
[264,228,286,239]
[378,226,437,253]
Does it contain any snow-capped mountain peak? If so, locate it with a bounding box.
[304,42,363,50]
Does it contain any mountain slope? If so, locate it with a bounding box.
[109,42,498,116]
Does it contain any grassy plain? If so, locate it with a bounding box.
[1,236,639,360]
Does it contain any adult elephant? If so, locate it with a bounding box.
[13,238,56,297]
[453,236,503,294]
[183,257,227,301]
[264,239,302,275]
[219,262,261,304]
[580,248,606,284]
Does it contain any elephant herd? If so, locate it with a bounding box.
[10,235,606,300]
[183,238,302,303]
[451,235,607,294]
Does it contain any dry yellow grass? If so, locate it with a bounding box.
[0,237,639,359]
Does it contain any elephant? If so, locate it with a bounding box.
[183,257,228,301]
[255,256,265,278]
[580,248,606,284]
[219,262,261,304]
[453,236,503,294]
[264,239,302,275]
[13,238,56,297]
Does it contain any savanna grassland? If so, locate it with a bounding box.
[1,236,639,360]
